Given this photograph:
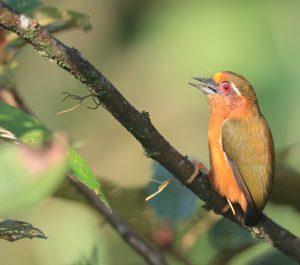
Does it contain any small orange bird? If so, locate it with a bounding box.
[190,71,275,226]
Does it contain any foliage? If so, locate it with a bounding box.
[0,219,47,241]
[0,0,107,246]
[1,0,300,265]
[0,92,107,208]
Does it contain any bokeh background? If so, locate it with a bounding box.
[1,0,300,264]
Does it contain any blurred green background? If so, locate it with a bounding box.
[1,0,300,264]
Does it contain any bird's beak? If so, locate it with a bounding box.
[189,77,218,95]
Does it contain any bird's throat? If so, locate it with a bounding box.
[208,95,260,120]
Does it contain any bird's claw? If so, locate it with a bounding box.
[186,160,209,185]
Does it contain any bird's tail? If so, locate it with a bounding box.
[244,207,261,226]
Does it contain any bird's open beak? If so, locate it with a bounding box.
[189,77,218,95]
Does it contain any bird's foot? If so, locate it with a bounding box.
[186,160,209,185]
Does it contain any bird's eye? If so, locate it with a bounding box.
[219,82,233,94]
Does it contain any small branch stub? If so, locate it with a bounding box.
[1,1,300,263]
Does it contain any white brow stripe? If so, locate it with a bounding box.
[231,83,242,96]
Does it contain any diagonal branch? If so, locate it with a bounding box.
[67,174,167,265]
[0,72,168,265]
[0,2,300,263]
[0,87,169,265]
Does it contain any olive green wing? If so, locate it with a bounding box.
[221,117,274,225]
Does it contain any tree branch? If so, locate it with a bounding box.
[0,64,168,265]
[0,86,168,265]
[1,2,300,262]
[67,174,167,265]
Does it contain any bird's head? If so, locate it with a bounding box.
[190,71,259,114]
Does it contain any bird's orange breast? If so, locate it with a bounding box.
[207,97,247,211]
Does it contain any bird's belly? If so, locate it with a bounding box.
[209,143,247,211]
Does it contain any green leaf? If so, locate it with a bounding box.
[7,6,91,52]
[0,141,67,215]
[3,3,91,91]
[0,101,52,145]
[68,148,108,208]
[33,6,92,32]
[4,0,42,14]
[0,219,47,242]
[0,101,108,208]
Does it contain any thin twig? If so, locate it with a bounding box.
[56,92,100,115]
[0,2,300,263]
[56,92,89,115]
[0,81,167,265]
[67,174,167,265]
[145,178,172,202]
[0,86,169,265]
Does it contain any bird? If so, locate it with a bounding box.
[189,71,275,226]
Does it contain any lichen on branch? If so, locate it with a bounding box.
[1,1,300,263]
